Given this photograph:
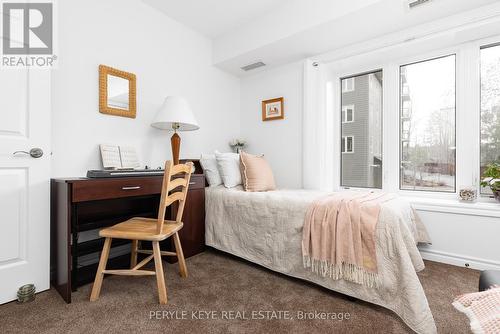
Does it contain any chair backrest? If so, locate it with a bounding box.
[156,160,194,234]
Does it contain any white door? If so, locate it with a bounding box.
[0,68,51,304]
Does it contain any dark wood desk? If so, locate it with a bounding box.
[50,170,205,303]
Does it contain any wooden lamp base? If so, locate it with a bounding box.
[171,132,181,165]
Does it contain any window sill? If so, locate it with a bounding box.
[336,187,500,217]
[402,195,500,218]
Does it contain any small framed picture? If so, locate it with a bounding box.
[262,97,284,121]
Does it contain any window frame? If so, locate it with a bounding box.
[327,37,497,201]
[398,54,458,193]
[338,69,384,190]
[342,105,355,123]
[341,135,354,154]
[342,77,355,92]
[479,42,500,194]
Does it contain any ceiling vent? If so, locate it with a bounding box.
[241,61,266,71]
[407,0,431,9]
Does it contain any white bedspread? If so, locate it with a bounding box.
[205,186,437,334]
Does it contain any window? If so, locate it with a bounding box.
[399,55,456,192]
[342,105,355,123]
[329,33,500,199]
[342,136,354,153]
[341,71,383,189]
[342,77,355,92]
[480,44,500,194]
[402,100,411,118]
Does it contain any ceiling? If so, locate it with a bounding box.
[143,0,500,77]
[142,0,289,38]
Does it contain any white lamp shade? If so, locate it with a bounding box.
[151,96,199,131]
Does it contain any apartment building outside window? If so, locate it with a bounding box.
[341,71,383,189]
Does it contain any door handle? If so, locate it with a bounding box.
[13,148,44,158]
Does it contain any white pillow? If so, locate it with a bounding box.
[200,154,222,187]
[215,151,242,188]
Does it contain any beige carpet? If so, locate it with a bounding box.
[1,249,479,334]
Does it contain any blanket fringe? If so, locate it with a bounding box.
[303,256,379,288]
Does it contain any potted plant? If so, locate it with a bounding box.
[480,163,500,202]
[229,139,246,153]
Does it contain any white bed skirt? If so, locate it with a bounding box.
[205,186,437,334]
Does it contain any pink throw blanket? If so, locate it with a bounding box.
[453,287,500,334]
[302,191,396,287]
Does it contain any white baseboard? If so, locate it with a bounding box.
[419,249,500,271]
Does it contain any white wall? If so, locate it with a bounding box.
[416,207,500,271]
[51,0,240,177]
[410,197,500,270]
[240,62,303,188]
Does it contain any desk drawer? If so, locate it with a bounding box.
[72,177,163,202]
[71,175,205,202]
[186,175,205,190]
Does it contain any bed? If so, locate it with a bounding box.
[205,186,437,334]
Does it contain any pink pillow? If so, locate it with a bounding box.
[240,151,276,192]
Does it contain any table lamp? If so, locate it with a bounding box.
[151,96,199,165]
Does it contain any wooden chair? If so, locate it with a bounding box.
[89,161,193,304]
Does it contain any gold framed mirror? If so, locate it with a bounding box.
[99,65,137,118]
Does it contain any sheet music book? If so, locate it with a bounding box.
[100,144,140,169]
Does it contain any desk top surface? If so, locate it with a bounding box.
[53,160,204,184]
[52,173,204,184]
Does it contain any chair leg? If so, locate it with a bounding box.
[130,240,138,268]
[173,232,188,278]
[152,241,167,304]
[90,237,112,301]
